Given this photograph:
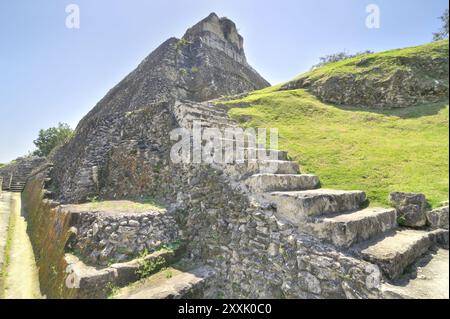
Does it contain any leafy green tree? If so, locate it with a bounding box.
[33,123,74,157]
[433,9,449,41]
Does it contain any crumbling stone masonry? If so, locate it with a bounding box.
[20,13,449,299]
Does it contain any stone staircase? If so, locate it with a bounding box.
[8,177,27,193]
[1,158,42,193]
[173,100,449,295]
[2,174,29,193]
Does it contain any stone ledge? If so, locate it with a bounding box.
[64,248,179,299]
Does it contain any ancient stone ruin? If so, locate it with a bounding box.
[1,13,448,299]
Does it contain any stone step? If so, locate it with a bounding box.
[190,103,227,115]
[265,189,367,223]
[63,249,178,299]
[236,148,288,161]
[308,207,397,248]
[203,149,288,161]
[380,248,449,299]
[359,229,448,280]
[180,119,237,130]
[113,265,215,299]
[220,138,266,149]
[202,122,238,130]
[177,102,227,117]
[234,160,300,175]
[185,110,232,123]
[245,174,320,193]
[182,114,234,127]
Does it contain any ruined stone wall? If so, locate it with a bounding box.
[20,13,384,298]
[77,127,383,298]
[21,164,76,299]
[68,209,179,266]
[20,97,385,299]
[23,142,383,299]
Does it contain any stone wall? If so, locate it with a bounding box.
[23,143,385,299]
[20,13,387,299]
[67,207,179,266]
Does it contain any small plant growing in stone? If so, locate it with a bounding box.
[175,38,191,51]
[397,215,407,226]
[179,68,188,76]
[136,256,166,279]
[165,269,173,279]
[106,283,120,299]
[87,195,99,203]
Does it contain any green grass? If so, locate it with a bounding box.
[224,89,449,208]
[283,40,448,87]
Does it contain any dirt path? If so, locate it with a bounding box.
[0,192,12,292]
[1,192,43,299]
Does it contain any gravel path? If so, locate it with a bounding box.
[1,192,43,299]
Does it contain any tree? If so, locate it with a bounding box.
[433,9,449,41]
[33,123,74,157]
[311,50,374,69]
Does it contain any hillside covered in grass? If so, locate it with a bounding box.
[223,87,449,208]
[282,40,449,108]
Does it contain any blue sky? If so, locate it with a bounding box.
[0,0,448,162]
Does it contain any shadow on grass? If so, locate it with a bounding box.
[332,99,449,119]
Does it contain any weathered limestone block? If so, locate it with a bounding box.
[64,249,178,299]
[389,192,428,227]
[426,206,449,230]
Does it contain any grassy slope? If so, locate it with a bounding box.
[288,40,448,83]
[225,88,449,208]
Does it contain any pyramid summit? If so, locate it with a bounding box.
[183,12,246,63]
[80,13,268,121]
[46,13,270,203]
